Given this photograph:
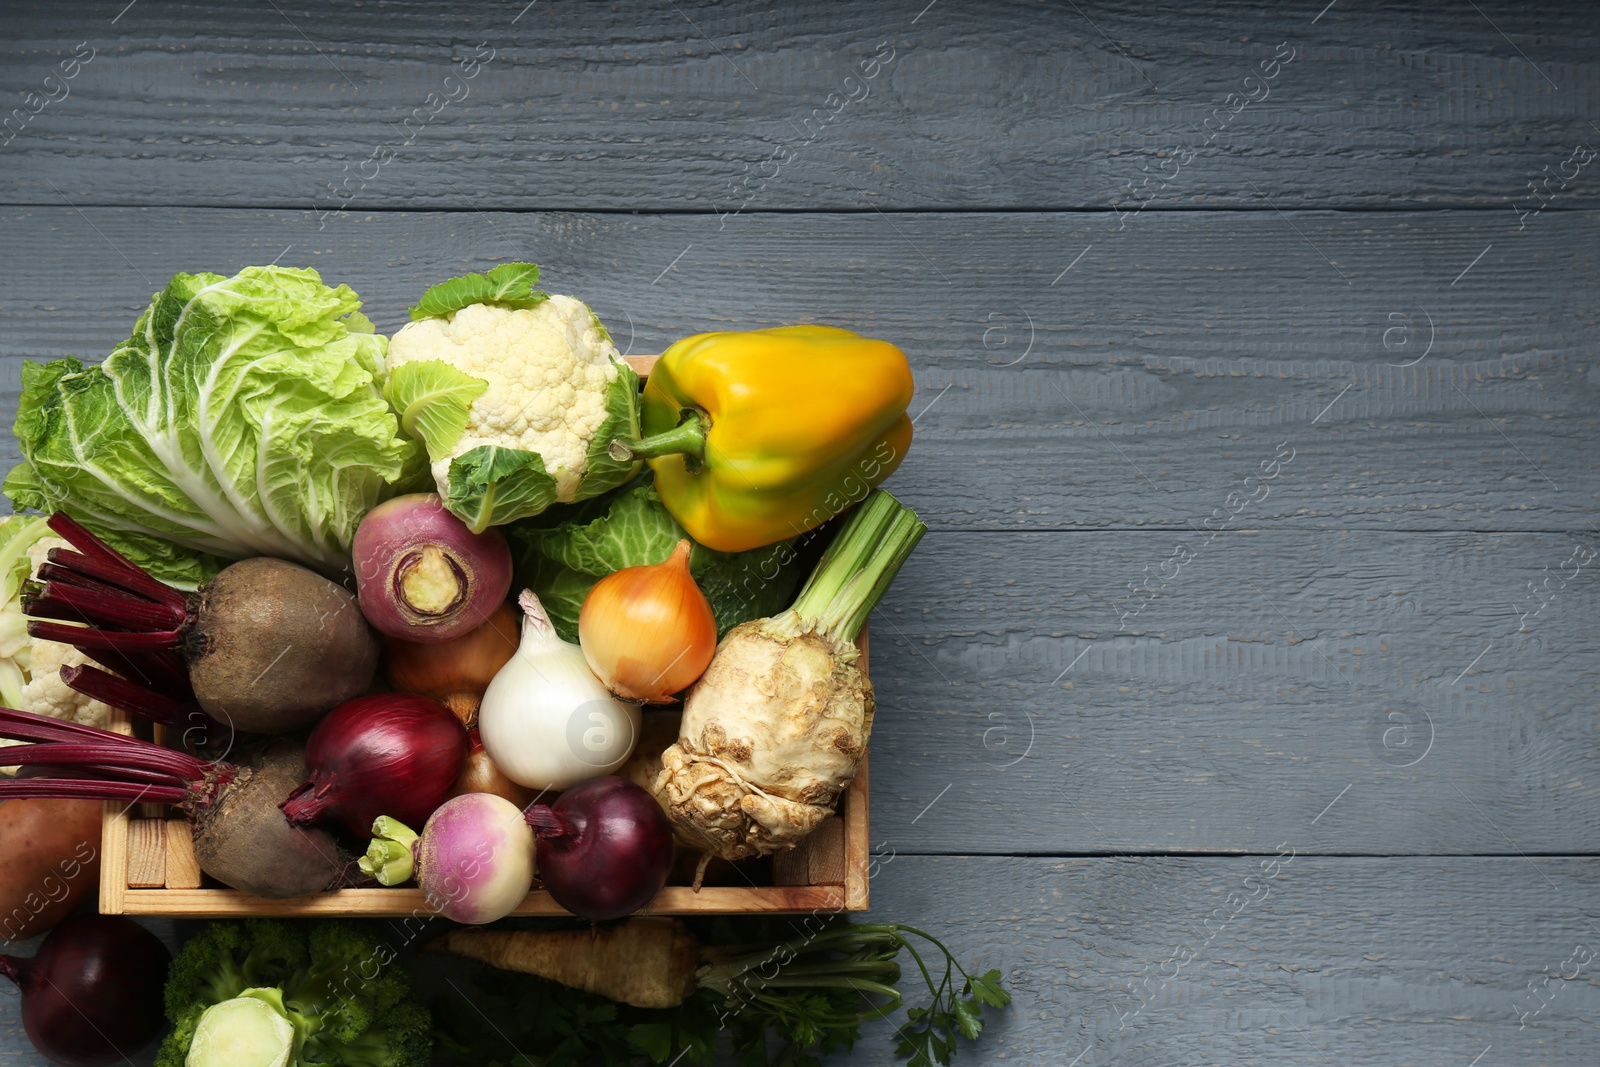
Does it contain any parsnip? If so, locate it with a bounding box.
[427,919,700,1009]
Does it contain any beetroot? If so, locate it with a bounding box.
[0,710,352,899]
[23,513,377,734]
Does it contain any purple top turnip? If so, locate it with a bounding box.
[353,494,512,643]
[362,792,534,924]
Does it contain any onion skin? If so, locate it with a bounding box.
[0,914,170,1067]
[417,793,535,924]
[580,539,716,703]
[451,728,536,808]
[354,493,513,644]
[526,776,673,921]
[280,693,469,839]
[385,600,519,724]
[480,591,641,790]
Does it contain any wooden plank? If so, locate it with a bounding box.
[0,3,1595,209]
[863,528,1600,855]
[0,208,1594,534]
[821,856,1600,1066]
[774,815,847,886]
[163,819,202,890]
[123,819,165,889]
[385,855,1600,1066]
[94,707,134,915]
[117,885,847,918]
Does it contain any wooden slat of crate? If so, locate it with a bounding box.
[117,885,850,917]
[164,819,202,889]
[125,820,166,889]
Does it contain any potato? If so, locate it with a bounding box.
[0,797,102,943]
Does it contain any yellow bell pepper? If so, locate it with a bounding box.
[608,325,915,552]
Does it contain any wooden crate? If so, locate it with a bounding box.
[98,353,873,918]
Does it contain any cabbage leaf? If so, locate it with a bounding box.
[4,267,423,578]
[508,480,802,642]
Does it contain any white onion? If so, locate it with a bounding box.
[479,590,641,790]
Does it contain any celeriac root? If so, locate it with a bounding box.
[653,618,871,864]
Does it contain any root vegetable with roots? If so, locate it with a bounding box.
[653,490,924,874]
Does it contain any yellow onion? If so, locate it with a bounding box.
[450,727,536,808]
[579,540,716,703]
[384,601,519,724]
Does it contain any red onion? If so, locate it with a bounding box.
[525,776,673,921]
[353,493,513,643]
[280,693,469,838]
[0,914,170,1067]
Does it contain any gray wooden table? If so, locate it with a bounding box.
[2,2,1598,1064]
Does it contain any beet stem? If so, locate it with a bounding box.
[26,620,182,651]
[524,804,577,841]
[59,664,222,738]
[43,514,190,613]
[25,580,185,631]
[0,742,202,783]
[0,956,19,985]
[0,706,127,744]
[33,562,103,590]
[0,777,189,804]
[83,646,193,699]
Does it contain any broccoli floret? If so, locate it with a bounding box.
[156,920,430,1067]
[312,1004,433,1067]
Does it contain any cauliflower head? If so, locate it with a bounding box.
[384,264,641,532]
[0,523,117,762]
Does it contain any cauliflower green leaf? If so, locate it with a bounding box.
[384,359,491,458]
[409,261,549,321]
[444,445,562,535]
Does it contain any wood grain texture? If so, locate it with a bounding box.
[865,529,1600,854]
[0,1,1595,210]
[124,819,165,889]
[835,856,1600,1066]
[114,885,851,918]
[0,207,1594,533]
[162,818,200,889]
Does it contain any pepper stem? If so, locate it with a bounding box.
[608,411,708,464]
